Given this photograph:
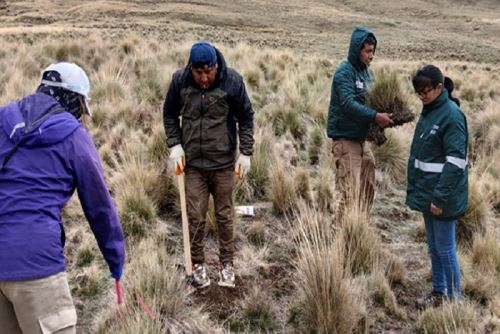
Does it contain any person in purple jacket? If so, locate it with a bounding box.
[0,62,125,334]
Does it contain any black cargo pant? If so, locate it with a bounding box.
[185,166,235,265]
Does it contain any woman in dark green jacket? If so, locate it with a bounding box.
[407,65,467,307]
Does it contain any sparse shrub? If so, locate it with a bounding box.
[415,301,477,334]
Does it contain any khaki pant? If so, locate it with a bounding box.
[185,166,235,265]
[0,272,76,334]
[332,139,375,218]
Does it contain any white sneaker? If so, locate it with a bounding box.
[218,263,235,288]
[192,264,210,289]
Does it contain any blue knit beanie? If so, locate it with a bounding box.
[189,42,217,68]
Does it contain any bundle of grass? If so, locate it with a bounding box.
[366,68,415,146]
[246,221,266,246]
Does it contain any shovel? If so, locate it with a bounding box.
[176,169,193,277]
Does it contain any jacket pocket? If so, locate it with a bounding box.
[39,308,77,334]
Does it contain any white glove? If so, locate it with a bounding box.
[169,144,185,175]
[235,154,251,179]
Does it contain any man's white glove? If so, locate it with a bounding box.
[235,154,251,179]
[169,144,185,175]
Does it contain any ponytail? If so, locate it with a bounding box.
[444,76,460,106]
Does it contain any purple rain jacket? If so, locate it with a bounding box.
[0,93,125,281]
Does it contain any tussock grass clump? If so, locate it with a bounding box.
[382,250,406,286]
[369,272,406,319]
[270,164,298,215]
[294,205,366,334]
[246,221,266,246]
[246,128,273,200]
[97,238,216,333]
[119,190,157,238]
[372,130,407,183]
[294,168,313,204]
[471,234,500,273]
[365,68,415,145]
[415,301,477,334]
[340,195,381,276]
[74,265,104,298]
[457,173,490,248]
[315,166,335,212]
[76,246,96,267]
[240,287,278,332]
[308,124,324,165]
[463,273,498,305]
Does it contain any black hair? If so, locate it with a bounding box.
[444,76,461,106]
[362,35,376,50]
[412,64,443,94]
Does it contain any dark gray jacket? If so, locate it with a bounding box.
[163,48,254,171]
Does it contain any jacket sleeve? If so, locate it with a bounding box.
[163,72,183,148]
[334,69,377,123]
[432,113,468,208]
[231,75,254,156]
[71,128,125,279]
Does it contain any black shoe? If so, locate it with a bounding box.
[416,291,447,310]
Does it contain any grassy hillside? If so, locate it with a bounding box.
[1,1,499,333]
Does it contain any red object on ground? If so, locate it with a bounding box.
[115,279,123,305]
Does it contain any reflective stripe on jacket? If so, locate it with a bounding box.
[406,90,468,219]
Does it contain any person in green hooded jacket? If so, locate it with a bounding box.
[327,27,393,216]
[407,64,468,308]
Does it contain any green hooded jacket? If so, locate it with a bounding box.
[327,27,377,141]
[406,90,468,219]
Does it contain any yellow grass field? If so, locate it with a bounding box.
[1,1,499,333]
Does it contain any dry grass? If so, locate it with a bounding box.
[366,68,415,146]
[415,301,477,334]
[457,172,491,248]
[0,21,499,333]
[293,205,367,334]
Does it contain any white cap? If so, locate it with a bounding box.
[41,62,92,116]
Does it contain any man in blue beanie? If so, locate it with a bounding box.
[163,41,254,288]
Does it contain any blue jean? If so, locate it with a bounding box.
[424,214,462,300]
